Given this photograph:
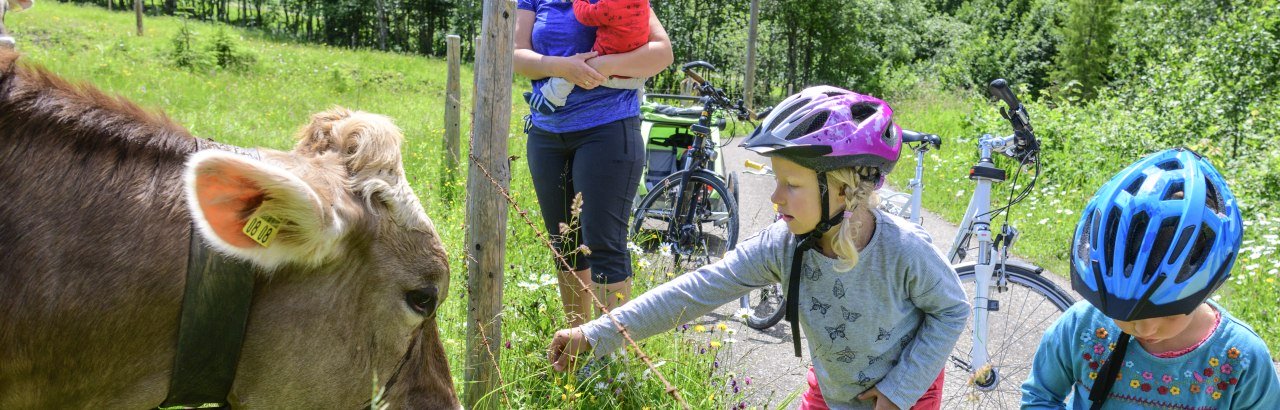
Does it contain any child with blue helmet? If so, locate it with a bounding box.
[1021,148,1280,409]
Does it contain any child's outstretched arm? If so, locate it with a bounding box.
[1020,305,1082,409]
[546,226,787,367]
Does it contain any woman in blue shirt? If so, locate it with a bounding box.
[514,0,672,328]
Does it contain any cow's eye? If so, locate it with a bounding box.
[404,286,438,317]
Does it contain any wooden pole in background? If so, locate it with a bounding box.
[743,0,760,113]
[135,0,144,36]
[444,35,462,188]
[463,1,514,409]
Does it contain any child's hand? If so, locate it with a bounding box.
[856,386,901,410]
[546,327,591,372]
[555,52,605,90]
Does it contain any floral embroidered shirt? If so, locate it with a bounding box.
[1022,300,1280,409]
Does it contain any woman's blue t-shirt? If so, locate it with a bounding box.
[518,0,642,133]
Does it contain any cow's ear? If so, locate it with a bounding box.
[184,150,343,269]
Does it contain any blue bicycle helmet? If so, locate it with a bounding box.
[1071,148,1243,321]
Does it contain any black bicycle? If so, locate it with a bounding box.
[630,61,752,278]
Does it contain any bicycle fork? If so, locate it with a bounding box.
[950,161,1005,390]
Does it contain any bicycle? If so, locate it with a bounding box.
[629,61,752,277]
[878,130,943,225]
[940,79,1074,408]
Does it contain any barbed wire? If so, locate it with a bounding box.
[467,154,690,409]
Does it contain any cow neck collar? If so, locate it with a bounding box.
[158,143,261,410]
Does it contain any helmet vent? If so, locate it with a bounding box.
[789,111,829,140]
[849,102,878,122]
[1144,217,1180,282]
[1076,210,1098,260]
[1156,159,1182,171]
[770,98,807,128]
[1124,175,1146,195]
[1204,176,1225,216]
[1175,223,1216,283]
[1123,211,1151,278]
[1167,225,1196,265]
[1162,181,1185,201]
[882,127,898,146]
[1104,206,1121,275]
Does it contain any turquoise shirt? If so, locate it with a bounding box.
[1022,300,1280,409]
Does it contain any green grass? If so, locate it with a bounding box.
[888,89,1280,354]
[10,2,758,408]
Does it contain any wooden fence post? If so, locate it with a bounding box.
[135,0,144,36]
[744,0,760,113]
[463,1,515,409]
[444,34,462,194]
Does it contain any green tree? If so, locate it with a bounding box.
[1053,0,1118,98]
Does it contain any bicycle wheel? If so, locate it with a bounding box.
[942,262,1075,409]
[743,283,786,330]
[630,170,739,282]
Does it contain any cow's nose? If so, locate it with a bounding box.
[405,285,439,317]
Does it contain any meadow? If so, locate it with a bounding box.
[9,2,1276,408]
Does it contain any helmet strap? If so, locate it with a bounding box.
[1089,332,1131,409]
[783,171,845,357]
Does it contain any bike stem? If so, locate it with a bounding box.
[952,133,1018,378]
[908,147,926,225]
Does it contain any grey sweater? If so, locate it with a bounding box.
[581,211,970,409]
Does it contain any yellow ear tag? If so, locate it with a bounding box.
[242,213,282,247]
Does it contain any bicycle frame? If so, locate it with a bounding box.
[946,133,1028,387]
[905,143,928,225]
[661,96,723,251]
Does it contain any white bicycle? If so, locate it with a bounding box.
[940,79,1074,408]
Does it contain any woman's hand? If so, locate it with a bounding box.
[556,52,606,90]
[856,386,901,410]
[547,327,592,372]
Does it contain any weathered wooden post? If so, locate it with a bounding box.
[463,0,515,409]
[444,34,462,193]
[743,0,760,113]
[135,0,144,36]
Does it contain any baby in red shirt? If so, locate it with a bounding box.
[526,0,651,114]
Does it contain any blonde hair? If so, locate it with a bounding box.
[826,166,881,272]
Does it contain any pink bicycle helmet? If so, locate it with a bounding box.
[742,86,902,176]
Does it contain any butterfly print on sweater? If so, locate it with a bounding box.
[841,306,862,323]
[810,297,831,315]
[826,323,847,341]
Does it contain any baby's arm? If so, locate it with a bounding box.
[578,226,785,357]
[1019,305,1083,409]
[571,0,609,27]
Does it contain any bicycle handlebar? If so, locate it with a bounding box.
[901,129,943,150]
[680,60,753,121]
[987,79,1038,163]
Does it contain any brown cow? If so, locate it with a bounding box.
[0,49,459,409]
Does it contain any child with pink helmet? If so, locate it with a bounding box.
[546,86,969,410]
